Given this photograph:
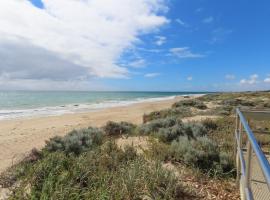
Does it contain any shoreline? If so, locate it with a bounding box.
[0,94,203,174]
[0,94,205,121]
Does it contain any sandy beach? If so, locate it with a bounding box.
[0,95,198,174]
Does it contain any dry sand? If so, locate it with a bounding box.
[0,95,202,174]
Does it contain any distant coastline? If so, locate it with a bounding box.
[0,91,207,120]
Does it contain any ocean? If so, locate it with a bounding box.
[0,91,205,120]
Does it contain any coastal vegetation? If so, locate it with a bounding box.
[1,92,270,199]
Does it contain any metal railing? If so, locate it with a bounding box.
[235,108,270,200]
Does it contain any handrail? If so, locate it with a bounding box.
[235,108,270,200]
[236,108,270,188]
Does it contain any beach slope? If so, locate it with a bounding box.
[0,96,192,173]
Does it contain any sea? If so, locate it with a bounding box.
[0,91,206,120]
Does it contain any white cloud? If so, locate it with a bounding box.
[210,28,233,44]
[155,36,166,46]
[0,0,169,89]
[225,74,235,80]
[169,47,204,58]
[202,16,214,24]
[187,76,193,81]
[144,73,160,78]
[175,18,188,27]
[264,74,270,83]
[240,74,259,85]
[264,78,270,83]
[0,74,109,91]
[195,8,203,13]
[128,59,146,68]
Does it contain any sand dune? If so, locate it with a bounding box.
[0,95,203,174]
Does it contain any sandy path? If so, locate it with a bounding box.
[0,96,195,174]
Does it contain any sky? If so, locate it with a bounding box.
[0,0,269,91]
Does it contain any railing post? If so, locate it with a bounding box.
[236,112,243,185]
[235,113,239,157]
[245,141,252,189]
[235,112,240,184]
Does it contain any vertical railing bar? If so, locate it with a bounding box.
[235,113,240,184]
[245,187,254,200]
[245,141,252,189]
[238,121,243,184]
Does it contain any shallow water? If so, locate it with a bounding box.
[0,91,205,120]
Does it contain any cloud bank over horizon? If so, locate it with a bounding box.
[0,0,168,90]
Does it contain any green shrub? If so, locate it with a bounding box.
[140,116,207,142]
[146,139,170,161]
[157,124,185,143]
[221,98,255,107]
[157,122,207,142]
[139,116,180,135]
[45,127,104,155]
[264,102,270,108]
[169,136,234,176]
[10,143,190,200]
[218,105,234,115]
[170,136,219,169]
[103,121,136,136]
[219,152,235,174]
[143,107,191,123]
[183,122,207,138]
[202,118,218,130]
[173,99,207,110]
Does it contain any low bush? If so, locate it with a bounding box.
[146,139,170,161]
[139,116,180,135]
[169,136,234,176]
[140,117,207,142]
[183,122,207,138]
[221,98,255,107]
[200,105,233,116]
[45,127,104,155]
[263,102,270,108]
[157,122,207,143]
[173,99,207,110]
[207,117,235,153]
[157,124,185,143]
[217,105,234,116]
[170,136,219,169]
[143,107,191,123]
[219,152,235,174]
[10,142,190,200]
[202,118,218,130]
[103,121,136,136]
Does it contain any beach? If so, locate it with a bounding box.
[0,95,197,174]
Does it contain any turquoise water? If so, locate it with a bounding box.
[0,91,205,120]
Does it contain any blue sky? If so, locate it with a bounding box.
[105,0,270,91]
[0,0,270,91]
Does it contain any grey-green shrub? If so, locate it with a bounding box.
[170,136,234,176]
[219,152,235,173]
[139,116,180,135]
[140,117,207,142]
[11,142,189,200]
[157,124,185,143]
[45,127,104,155]
[183,122,207,138]
[173,99,207,110]
[170,137,219,170]
[103,121,136,136]
[157,122,207,142]
[221,98,255,107]
[202,118,218,130]
[143,107,191,123]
